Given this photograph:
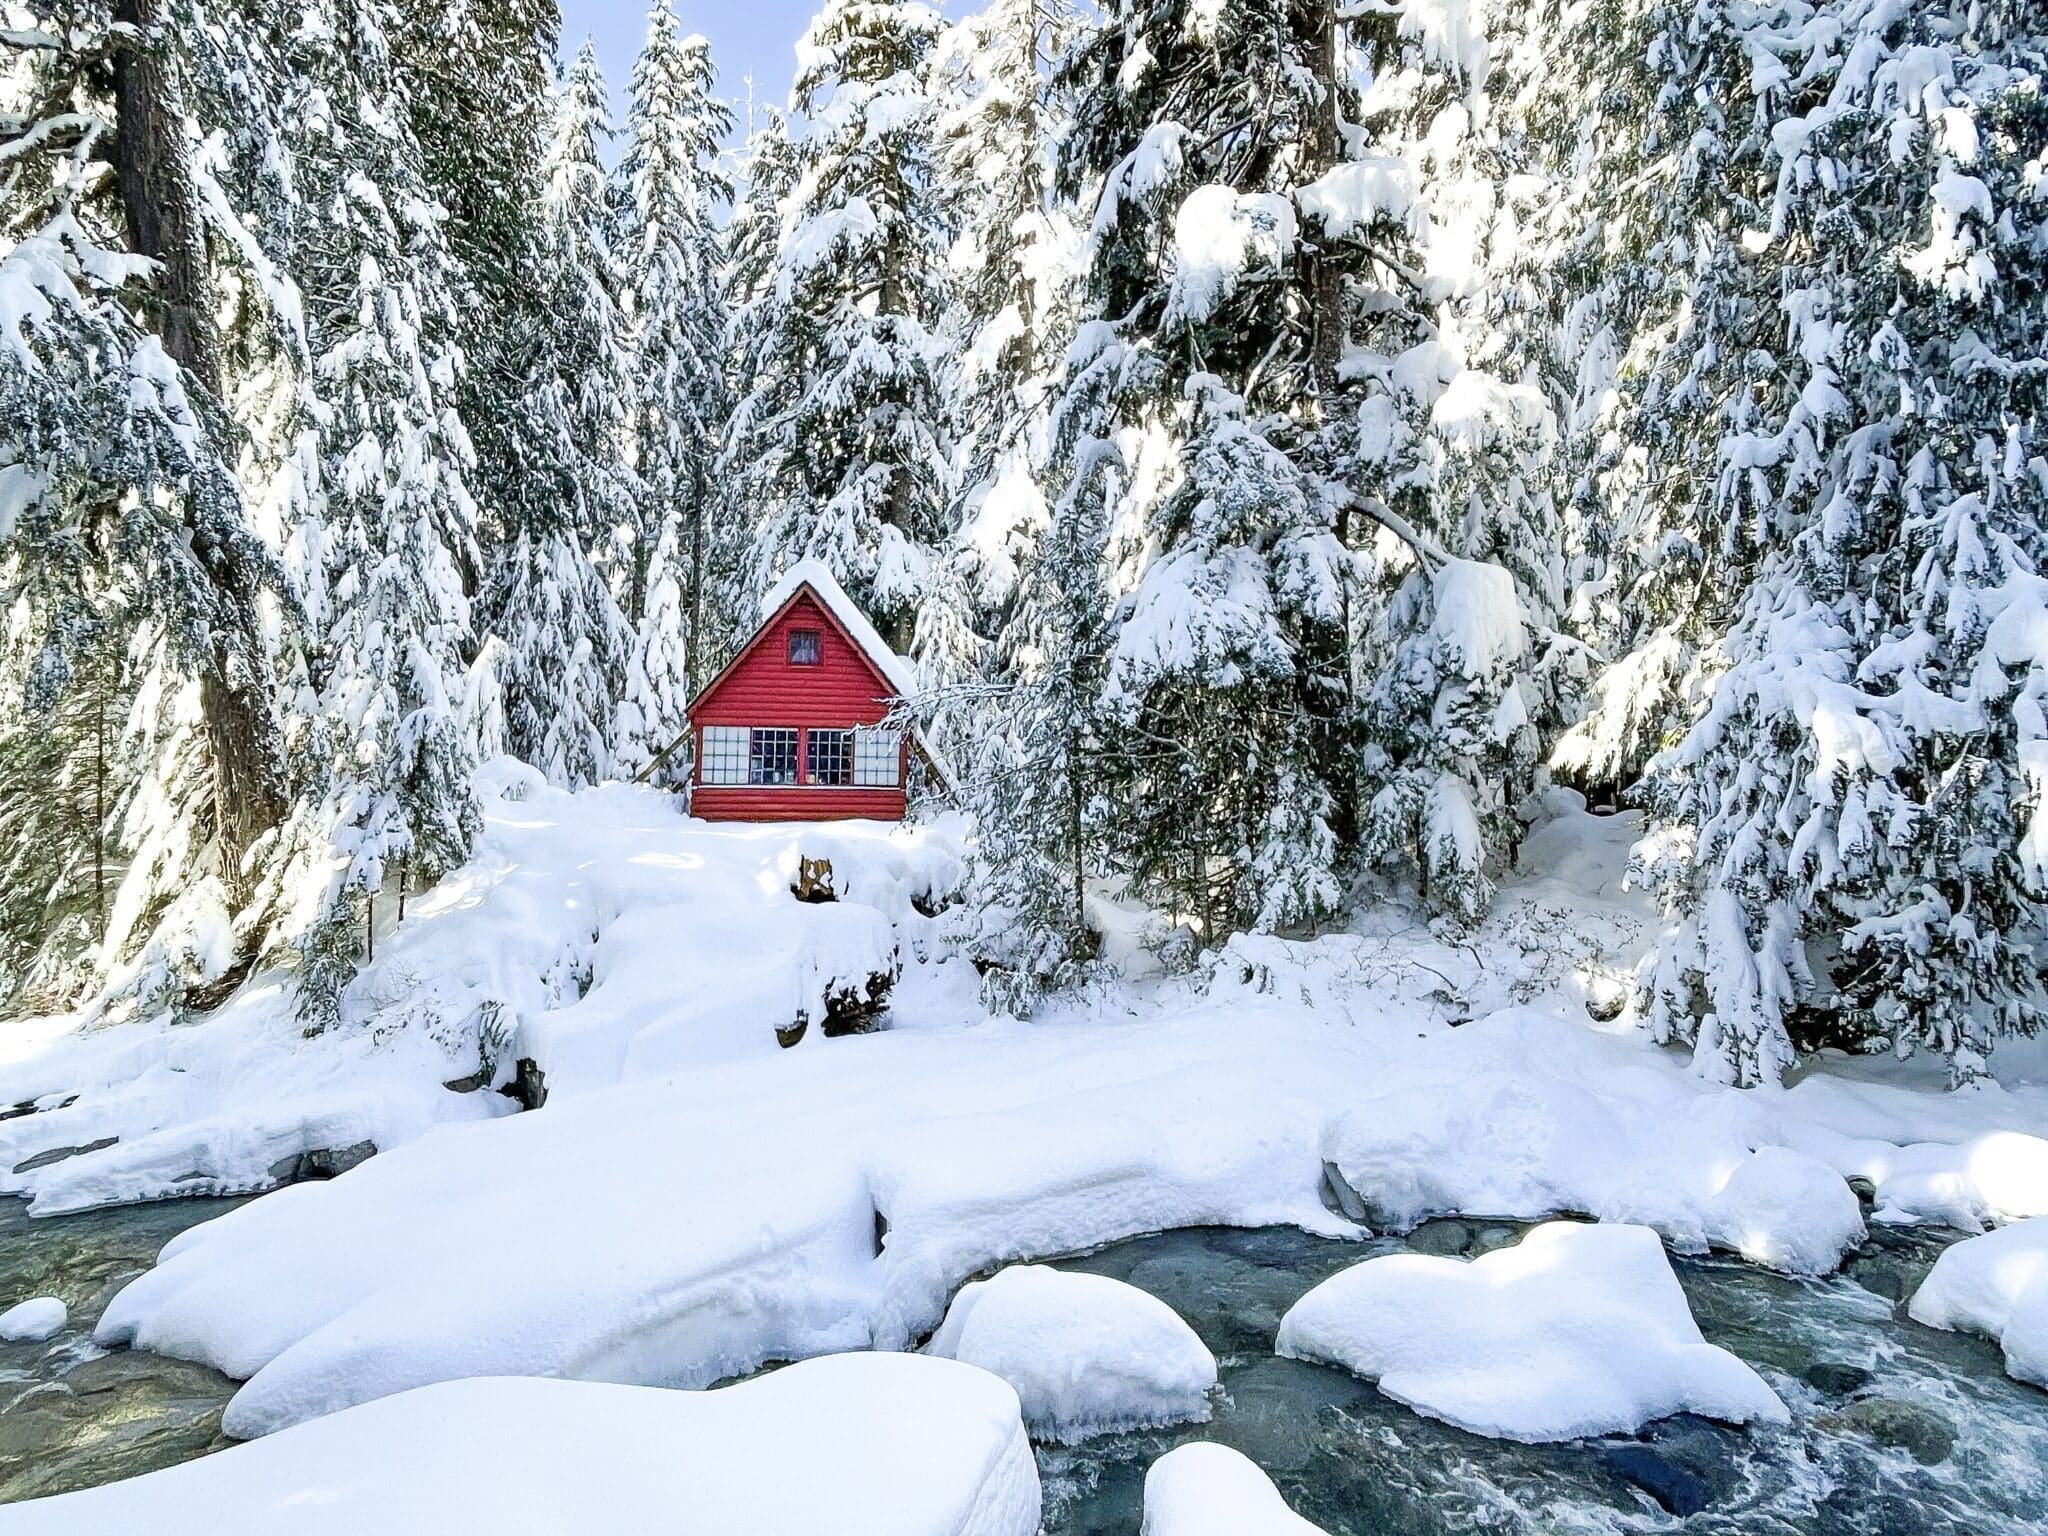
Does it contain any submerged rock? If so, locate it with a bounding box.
[1601,1444,1714,1517]
[1817,1396,1957,1466]
[1404,1219,1475,1258]
[1798,1360,1875,1398]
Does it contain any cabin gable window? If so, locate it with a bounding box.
[853,728,902,787]
[749,727,799,785]
[787,628,822,666]
[807,728,853,786]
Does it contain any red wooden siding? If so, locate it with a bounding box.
[689,588,909,823]
[692,592,895,728]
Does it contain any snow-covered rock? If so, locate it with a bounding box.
[1842,1131,2048,1231]
[1139,1442,1328,1535]
[1908,1218,2048,1388]
[926,1265,1216,1442]
[0,1353,1041,1536]
[1704,1147,1865,1276]
[0,1296,66,1342]
[1275,1222,1789,1442]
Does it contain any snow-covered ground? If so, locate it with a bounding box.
[1,763,966,1214]
[0,1352,1041,1535]
[7,777,2048,1450]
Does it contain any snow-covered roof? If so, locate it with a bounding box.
[760,559,918,698]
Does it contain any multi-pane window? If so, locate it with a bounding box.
[749,727,799,785]
[807,728,853,786]
[787,629,821,666]
[853,728,902,787]
[700,726,748,785]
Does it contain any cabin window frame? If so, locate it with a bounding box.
[699,726,749,785]
[787,628,822,667]
[806,728,855,787]
[853,728,902,788]
[748,727,801,786]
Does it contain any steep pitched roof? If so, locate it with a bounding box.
[757,559,918,697]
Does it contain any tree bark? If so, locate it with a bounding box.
[687,456,707,695]
[113,0,288,899]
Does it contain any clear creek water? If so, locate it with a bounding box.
[3,1199,2045,1532]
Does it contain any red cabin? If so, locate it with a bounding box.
[687,561,926,823]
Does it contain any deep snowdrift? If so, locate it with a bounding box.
[1275,1222,1790,1442]
[1,769,967,1213]
[926,1264,1216,1441]
[0,1352,1041,1536]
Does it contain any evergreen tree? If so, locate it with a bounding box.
[737,0,952,655]
[280,0,488,1023]
[482,40,635,790]
[615,8,732,777]
[920,0,1084,747]
[1633,0,2048,1085]
[0,0,296,1009]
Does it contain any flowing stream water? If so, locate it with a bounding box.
[0,1197,242,1502]
[2,1199,2046,1532]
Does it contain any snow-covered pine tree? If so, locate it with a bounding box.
[1537,0,1766,793]
[953,416,1116,1009]
[397,0,557,694]
[1634,1,2048,1086]
[615,8,733,778]
[720,105,802,643]
[279,0,488,1023]
[1048,1,1375,938]
[919,0,1083,747]
[0,0,299,1009]
[737,0,952,655]
[482,40,635,791]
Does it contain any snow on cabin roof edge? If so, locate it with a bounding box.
[760,559,919,699]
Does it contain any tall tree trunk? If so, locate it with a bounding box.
[113,0,287,900]
[687,458,707,694]
[874,158,920,656]
[1297,0,1360,853]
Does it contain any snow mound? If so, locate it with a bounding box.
[926,1265,1217,1442]
[1140,1442,1329,1535]
[1848,1131,2048,1231]
[0,1352,1040,1536]
[1908,1218,2048,1389]
[0,1296,66,1342]
[1318,1020,1864,1274]
[1705,1146,1866,1276]
[1275,1222,1790,1442]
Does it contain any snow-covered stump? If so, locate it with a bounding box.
[1275,1222,1788,1443]
[1139,1442,1329,1535]
[926,1265,1217,1442]
[0,1353,1042,1536]
[1908,1218,2048,1389]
